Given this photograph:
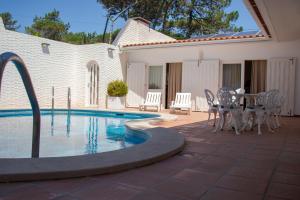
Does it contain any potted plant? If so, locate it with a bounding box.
[107,80,128,110]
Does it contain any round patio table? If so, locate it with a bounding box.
[236,93,258,108]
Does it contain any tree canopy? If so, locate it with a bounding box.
[0,12,20,31]
[97,0,243,38]
[24,9,120,44]
[25,10,70,40]
[61,29,120,45]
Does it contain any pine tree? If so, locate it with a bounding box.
[97,0,243,39]
[0,12,20,31]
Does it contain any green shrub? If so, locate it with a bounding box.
[107,80,128,97]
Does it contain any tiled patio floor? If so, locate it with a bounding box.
[1,112,300,200]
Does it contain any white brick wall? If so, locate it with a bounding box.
[0,24,123,109]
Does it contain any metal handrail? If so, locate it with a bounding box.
[0,52,41,158]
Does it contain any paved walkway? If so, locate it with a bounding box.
[1,112,300,200]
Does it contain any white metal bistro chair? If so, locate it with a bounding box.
[274,94,284,128]
[241,90,279,135]
[170,93,192,115]
[214,87,242,135]
[204,89,218,126]
[139,92,162,112]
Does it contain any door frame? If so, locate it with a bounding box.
[85,61,100,107]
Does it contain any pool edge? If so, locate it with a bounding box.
[0,127,184,182]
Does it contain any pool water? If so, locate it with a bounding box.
[0,110,158,158]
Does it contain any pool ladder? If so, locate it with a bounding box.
[51,87,71,111]
[0,52,41,158]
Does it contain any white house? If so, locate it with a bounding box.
[0,0,300,116]
[116,0,300,116]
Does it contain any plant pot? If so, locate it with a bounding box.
[107,96,125,110]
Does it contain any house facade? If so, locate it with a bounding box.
[0,0,300,116]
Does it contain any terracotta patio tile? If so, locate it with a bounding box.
[35,177,100,195]
[0,182,34,198]
[272,172,300,186]
[277,162,300,175]
[150,155,200,170]
[173,168,221,186]
[72,183,141,200]
[212,145,247,159]
[216,175,268,194]
[200,187,262,200]
[255,143,284,151]
[279,151,300,164]
[244,152,278,161]
[236,158,277,169]
[264,195,290,200]
[113,168,168,188]
[2,185,55,200]
[129,190,189,200]
[201,155,236,165]
[185,142,218,155]
[153,177,208,199]
[190,161,229,175]
[284,143,300,153]
[267,183,300,200]
[250,148,281,157]
[228,166,273,181]
[52,194,81,200]
[189,156,235,176]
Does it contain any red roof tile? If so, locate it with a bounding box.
[122,34,266,48]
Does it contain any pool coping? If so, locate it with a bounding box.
[0,109,184,182]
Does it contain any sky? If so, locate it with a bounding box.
[0,0,259,34]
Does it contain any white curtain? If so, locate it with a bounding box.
[148,66,162,89]
[222,64,241,89]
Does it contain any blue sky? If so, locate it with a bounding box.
[0,0,258,34]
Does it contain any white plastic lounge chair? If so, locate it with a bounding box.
[139,92,161,112]
[170,93,192,114]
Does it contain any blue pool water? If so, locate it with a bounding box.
[0,109,158,158]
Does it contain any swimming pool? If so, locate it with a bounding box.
[0,109,159,158]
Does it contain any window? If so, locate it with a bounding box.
[148,66,163,89]
[222,64,241,89]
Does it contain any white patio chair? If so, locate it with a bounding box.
[264,89,281,129]
[214,87,242,135]
[274,94,284,128]
[204,89,218,126]
[241,90,278,135]
[170,93,192,115]
[139,92,161,112]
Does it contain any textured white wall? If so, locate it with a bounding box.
[76,44,124,108]
[113,19,175,47]
[125,39,300,114]
[0,28,123,109]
